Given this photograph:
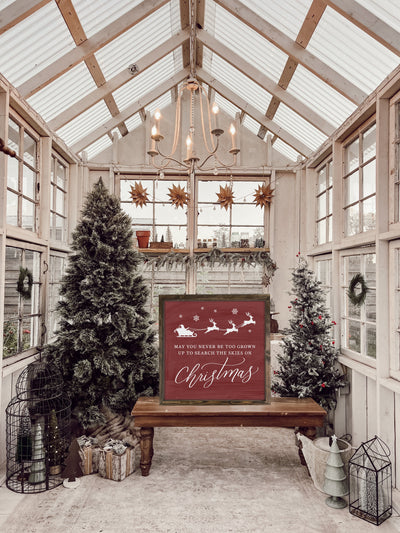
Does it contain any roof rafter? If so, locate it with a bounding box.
[56,0,128,137]
[197,68,312,157]
[0,0,51,35]
[198,29,334,136]
[71,68,190,153]
[213,0,367,104]
[18,0,169,98]
[48,30,189,131]
[325,0,400,56]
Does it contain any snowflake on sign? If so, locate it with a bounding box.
[232,308,238,315]
[193,315,200,322]
[179,314,183,318]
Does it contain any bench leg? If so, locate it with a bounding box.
[140,427,154,476]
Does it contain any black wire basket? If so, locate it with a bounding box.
[6,361,71,493]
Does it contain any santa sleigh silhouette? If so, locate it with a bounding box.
[174,324,197,337]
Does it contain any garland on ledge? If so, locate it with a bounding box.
[17,267,33,300]
[347,272,369,307]
[140,247,277,278]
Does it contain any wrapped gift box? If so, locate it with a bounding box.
[98,446,135,481]
[77,436,101,475]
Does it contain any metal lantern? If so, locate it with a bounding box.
[6,361,71,493]
[349,435,392,526]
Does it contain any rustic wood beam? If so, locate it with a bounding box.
[71,68,190,153]
[196,0,205,68]
[198,29,334,135]
[213,0,366,104]
[18,0,169,98]
[326,0,400,56]
[180,0,190,68]
[0,0,51,35]
[48,31,188,131]
[197,68,312,156]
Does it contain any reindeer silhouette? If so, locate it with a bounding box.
[239,312,256,328]
[224,320,238,335]
[205,319,219,334]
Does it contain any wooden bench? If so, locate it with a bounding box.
[132,396,326,476]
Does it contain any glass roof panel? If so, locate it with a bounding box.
[113,53,179,111]
[308,6,399,94]
[203,48,272,114]
[94,3,180,80]
[274,103,327,151]
[27,63,97,123]
[242,115,262,137]
[288,65,357,129]
[125,113,143,132]
[244,0,313,40]
[214,93,240,119]
[72,0,142,38]
[360,0,400,31]
[146,93,172,117]
[56,100,111,146]
[205,2,288,83]
[273,138,301,162]
[81,135,112,160]
[0,2,75,87]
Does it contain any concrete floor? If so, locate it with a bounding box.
[1,426,400,533]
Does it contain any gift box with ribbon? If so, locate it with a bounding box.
[77,436,101,475]
[98,439,136,481]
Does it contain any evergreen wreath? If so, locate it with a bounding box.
[17,267,33,300]
[347,272,369,306]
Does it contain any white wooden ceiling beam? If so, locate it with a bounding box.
[198,29,334,135]
[18,0,169,98]
[214,0,367,104]
[325,0,400,56]
[48,31,188,131]
[71,68,190,153]
[197,68,311,156]
[0,0,51,35]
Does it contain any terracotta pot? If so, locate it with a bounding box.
[136,230,151,248]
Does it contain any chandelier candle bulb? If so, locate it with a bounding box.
[230,123,236,150]
[186,135,192,160]
[212,102,219,130]
[154,109,161,132]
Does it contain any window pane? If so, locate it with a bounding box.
[318,193,326,218]
[124,203,153,221]
[23,131,36,166]
[8,119,19,155]
[347,298,361,319]
[155,225,186,247]
[362,196,376,232]
[345,138,359,173]
[7,156,18,190]
[345,170,359,204]
[22,198,35,231]
[327,161,333,187]
[198,207,229,226]
[231,204,263,226]
[347,320,361,352]
[317,219,326,245]
[23,165,35,199]
[362,123,376,162]
[198,180,221,202]
[362,160,376,197]
[2,319,19,358]
[56,188,65,215]
[365,290,376,321]
[345,204,359,236]
[366,325,376,358]
[155,204,187,225]
[345,255,361,283]
[56,161,66,188]
[327,189,332,215]
[6,191,18,225]
[318,167,326,192]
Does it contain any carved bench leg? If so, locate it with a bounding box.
[140,427,154,476]
[295,426,317,470]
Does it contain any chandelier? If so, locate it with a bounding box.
[147,1,239,174]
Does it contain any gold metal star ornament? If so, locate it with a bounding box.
[168,184,189,209]
[216,185,234,210]
[253,184,274,208]
[129,182,149,207]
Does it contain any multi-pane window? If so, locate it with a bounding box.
[342,252,376,359]
[343,123,376,236]
[196,264,264,295]
[50,153,68,241]
[315,256,333,314]
[6,117,39,231]
[316,161,333,245]
[3,246,41,358]
[48,254,67,339]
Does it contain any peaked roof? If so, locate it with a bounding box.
[0,0,399,162]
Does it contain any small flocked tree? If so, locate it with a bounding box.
[44,178,158,428]
[272,258,345,411]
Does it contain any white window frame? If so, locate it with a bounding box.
[315,160,333,245]
[390,240,400,381]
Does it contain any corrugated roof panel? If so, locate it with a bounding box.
[273,138,301,162]
[146,93,172,117]
[113,54,178,111]
[0,2,75,87]
[274,103,327,151]
[72,0,142,38]
[95,3,179,80]
[203,48,272,114]
[125,113,142,132]
[81,135,112,160]
[205,2,288,83]
[243,0,313,41]
[214,93,240,119]
[242,115,261,137]
[56,100,111,146]
[308,6,399,94]
[288,65,357,129]
[360,0,400,31]
[27,63,97,122]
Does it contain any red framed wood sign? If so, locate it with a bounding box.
[159,294,270,404]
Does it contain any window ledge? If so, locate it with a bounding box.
[338,353,376,378]
[2,350,40,377]
[138,247,270,254]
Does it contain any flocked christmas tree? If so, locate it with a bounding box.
[272,258,345,410]
[44,178,158,428]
